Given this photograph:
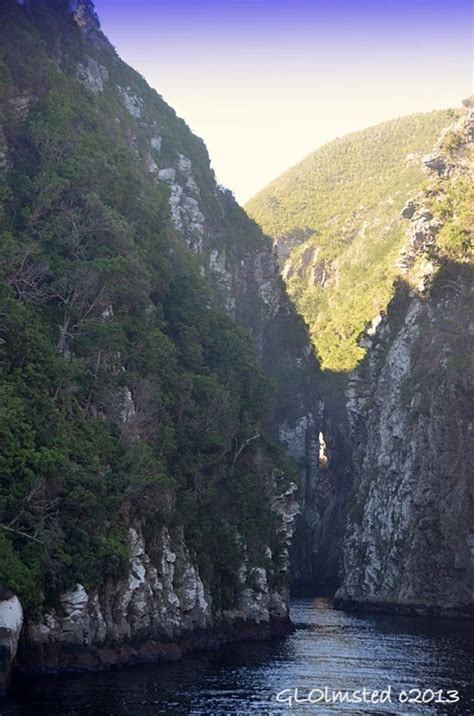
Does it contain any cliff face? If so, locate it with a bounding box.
[335,110,474,616]
[245,108,460,594]
[20,516,298,674]
[0,0,318,688]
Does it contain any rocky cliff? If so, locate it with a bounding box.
[0,0,319,690]
[335,109,474,616]
[246,108,460,595]
[19,518,298,675]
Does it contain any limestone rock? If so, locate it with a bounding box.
[157,164,205,242]
[396,206,443,272]
[10,93,34,121]
[77,58,109,94]
[158,167,176,183]
[0,149,7,173]
[279,416,311,461]
[119,87,143,118]
[400,199,416,219]
[422,152,450,176]
[24,517,298,672]
[150,135,162,152]
[26,526,214,655]
[145,154,159,173]
[0,596,23,694]
[337,110,474,617]
[336,272,474,616]
[72,1,110,49]
[119,387,135,423]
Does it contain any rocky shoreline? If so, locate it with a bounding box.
[334,596,474,620]
[13,616,292,682]
[0,523,296,695]
[1,600,293,695]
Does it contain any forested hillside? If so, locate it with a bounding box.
[0,0,316,672]
[246,111,458,370]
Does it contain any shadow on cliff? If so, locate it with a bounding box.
[288,259,474,600]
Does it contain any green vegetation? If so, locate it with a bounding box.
[432,172,474,261]
[0,0,297,614]
[246,111,458,371]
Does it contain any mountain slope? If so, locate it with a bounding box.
[246,110,459,371]
[0,0,320,688]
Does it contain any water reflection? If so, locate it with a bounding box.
[2,598,473,715]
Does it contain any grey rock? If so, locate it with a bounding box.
[119,87,143,118]
[177,154,192,174]
[0,597,23,694]
[72,1,110,50]
[337,110,474,616]
[27,527,213,649]
[0,149,7,173]
[145,154,158,173]
[396,205,443,272]
[120,387,136,423]
[400,199,416,219]
[158,167,176,183]
[25,494,298,662]
[150,135,162,152]
[10,94,34,120]
[422,152,449,175]
[77,58,109,94]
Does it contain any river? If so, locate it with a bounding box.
[1,598,473,715]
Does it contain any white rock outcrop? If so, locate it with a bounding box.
[119,87,143,118]
[27,527,213,652]
[157,160,205,243]
[24,513,298,671]
[0,596,23,693]
[77,57,109,94]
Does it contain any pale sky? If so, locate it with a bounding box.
[94,0,473,203]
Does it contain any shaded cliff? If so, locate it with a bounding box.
[335,109,474,616]
[0,0,320,689]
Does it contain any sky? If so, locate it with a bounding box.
[93,0,473,204]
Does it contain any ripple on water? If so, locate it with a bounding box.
[2,598,473,715]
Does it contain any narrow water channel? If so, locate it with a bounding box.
[2,598,473,715]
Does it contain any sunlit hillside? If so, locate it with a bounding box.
[246,110,459,371]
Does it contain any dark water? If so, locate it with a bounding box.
[1,598,473,715]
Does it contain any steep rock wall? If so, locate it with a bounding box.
[18,495,298,674]
[335,110,474,616]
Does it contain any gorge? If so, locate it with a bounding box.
[0,0,473,700]
[248,106,474,617]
